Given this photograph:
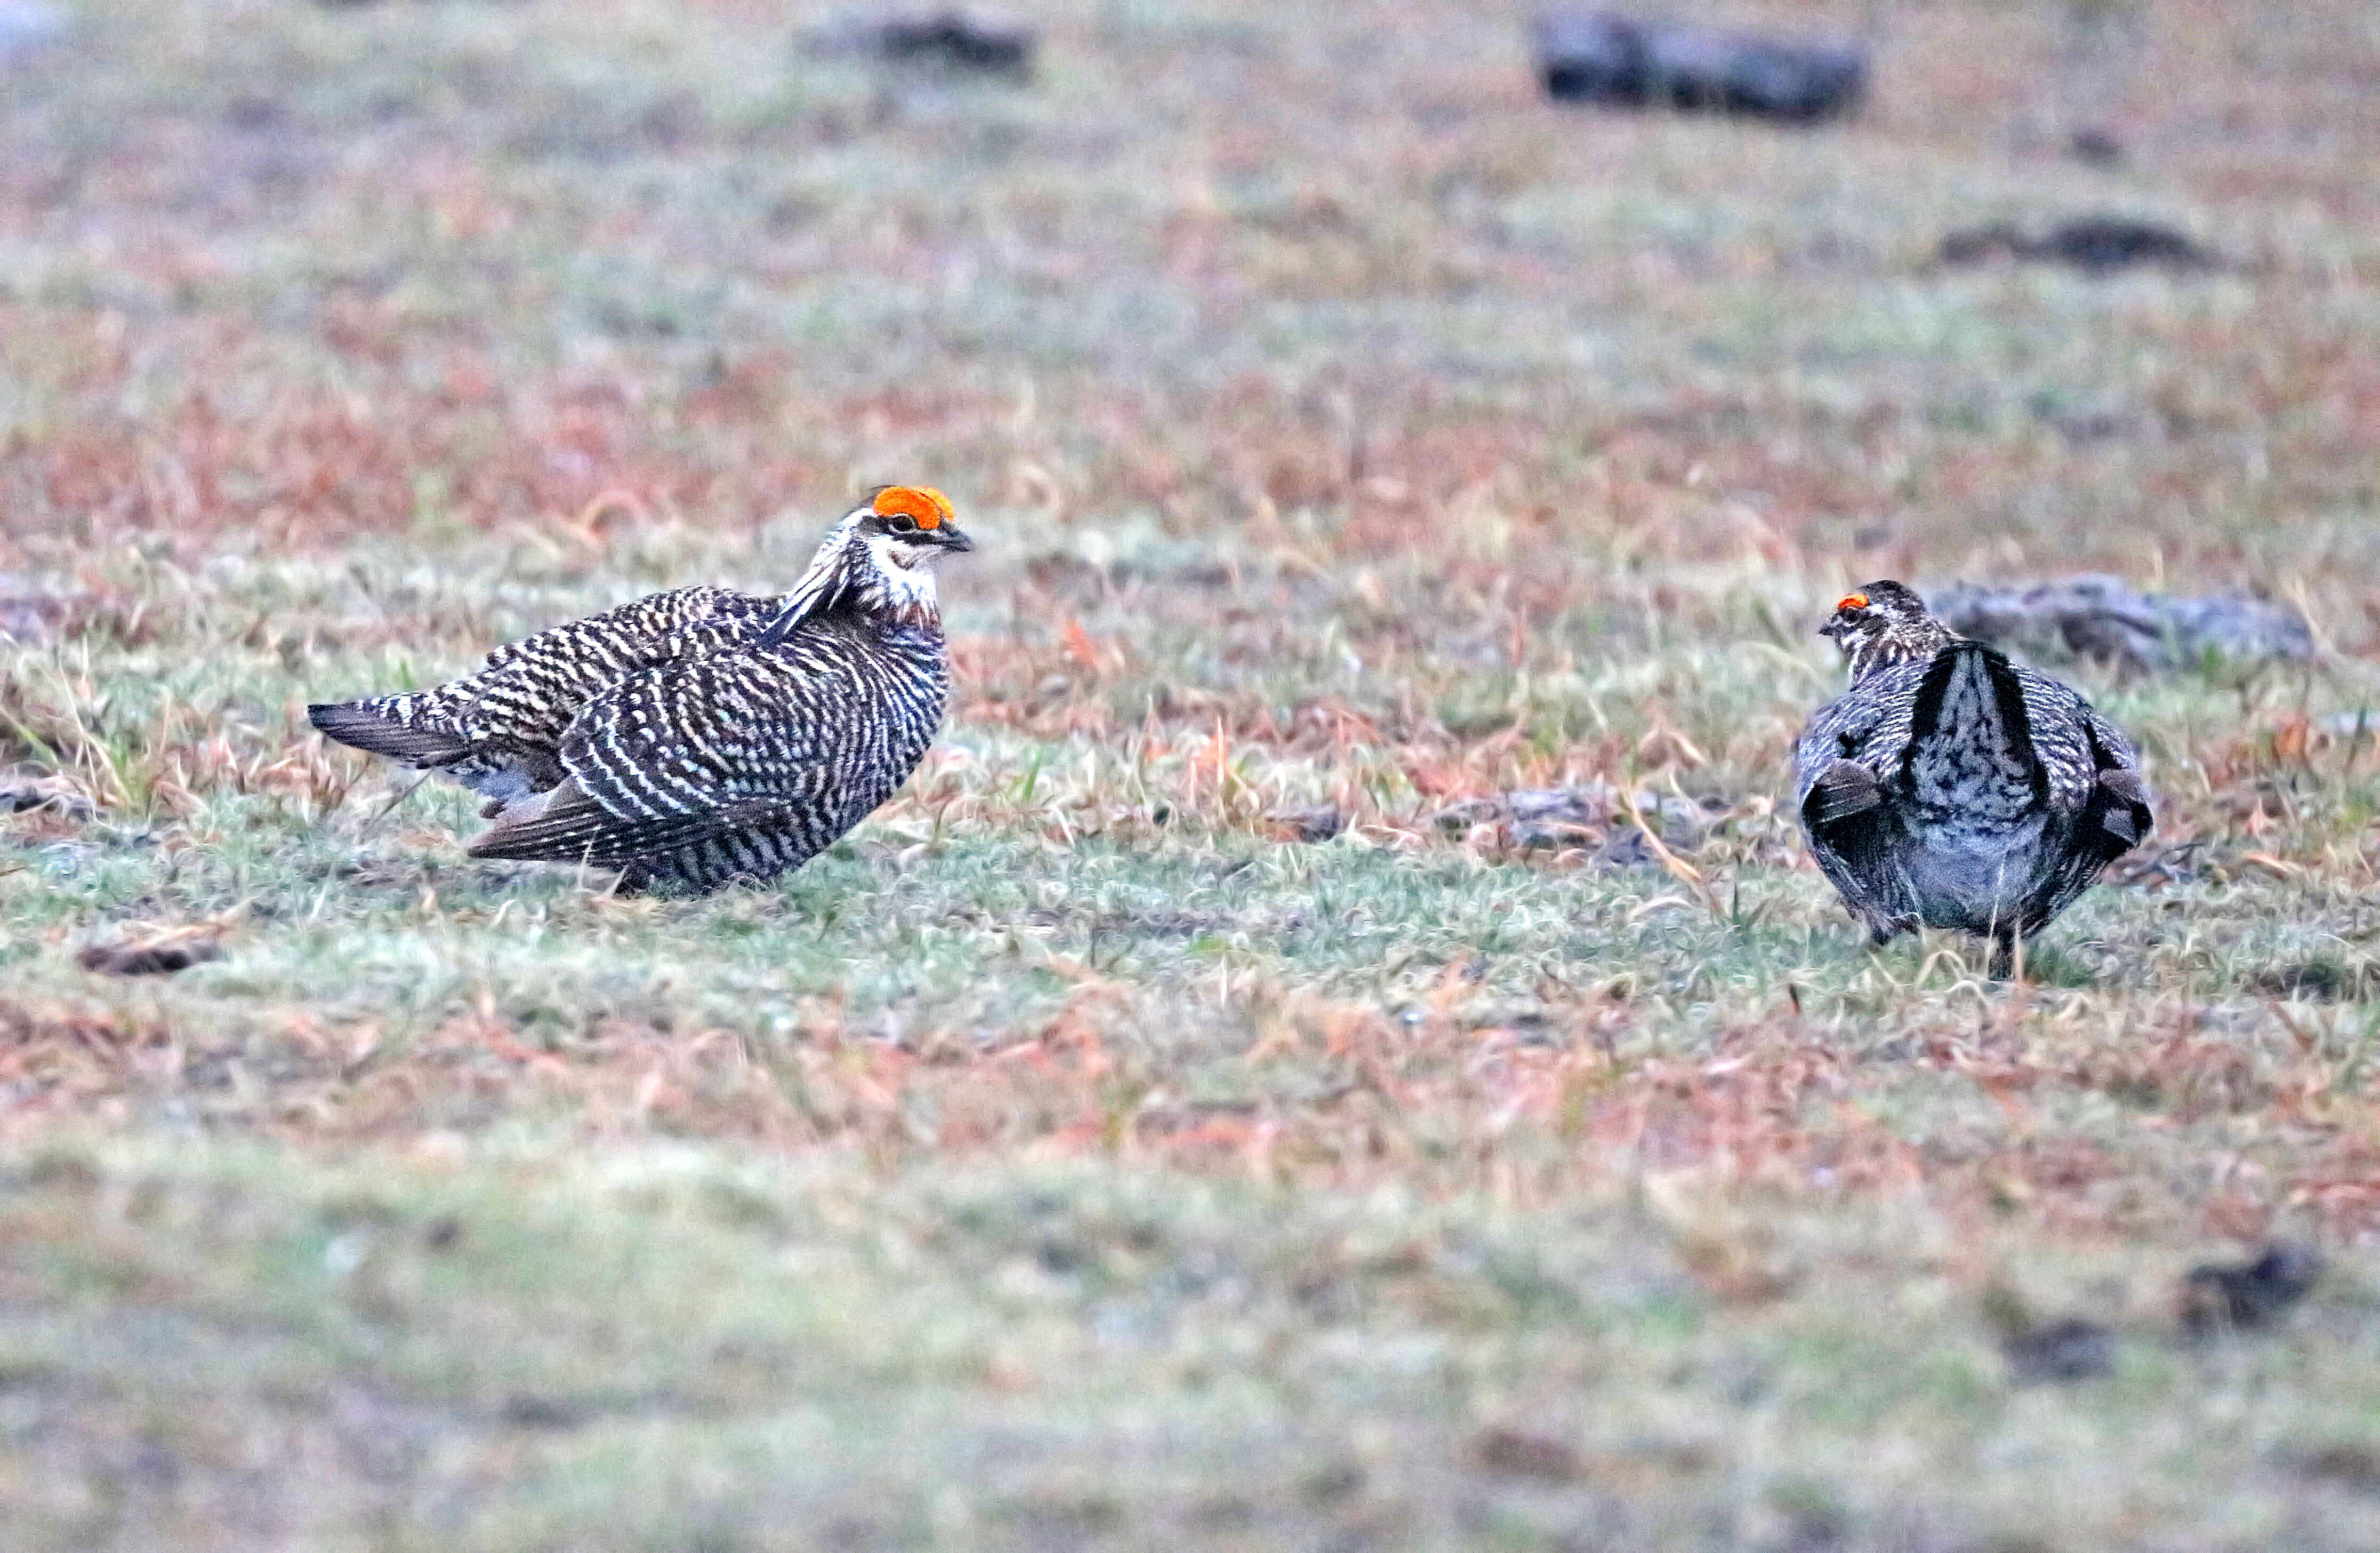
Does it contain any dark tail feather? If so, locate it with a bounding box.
[308,702,470,766]
[1908,641,2048,800]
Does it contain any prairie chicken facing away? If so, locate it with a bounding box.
[310,486,972,893]
[1794,581,2151,977]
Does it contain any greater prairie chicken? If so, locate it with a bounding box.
[310,486,972,893]
[1794,581,2151,976]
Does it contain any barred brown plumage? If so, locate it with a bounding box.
[310,486,972,893]
[1795,581,2152,977]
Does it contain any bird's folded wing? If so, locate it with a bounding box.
[469,658,827,863]
[465,776,666,863]
[1802,758,1884,827]
[444,593,775,755]
[2086,770,2151,848]
[1792,695,1888,803]
[466,778,798,862]
[2076,703,2152,847]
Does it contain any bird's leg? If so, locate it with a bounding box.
[1987,933,2018,982]
[356,771,434,839]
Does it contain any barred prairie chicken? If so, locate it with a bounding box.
[310,486,972,893]
[1794,581,2151,977]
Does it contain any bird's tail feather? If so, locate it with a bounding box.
[308,701,471,766]
[1905,641,2049,800]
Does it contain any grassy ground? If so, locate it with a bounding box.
[7,0,2380,1547]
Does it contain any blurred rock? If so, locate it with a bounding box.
[2181,1242,2323,1334]
[225,94,283,131]
[1534,11,1866,124]
[813,7,1035,76]
[0,0,69,64]
[2069,127,2125,166]
[0,773,97,821]
[2001,1316,2115,1383]
[1927,575,2312,672]
[1937,217,2217,274]
[2298,1445,2380,1493]
[2029,390,2157,444]
[1473,1424,1582,1481]
[1265,804,1344,844]
[2108,838,2208,889]
[78,930,224,977]
[0,576,76,644]
[1435,782,1723,862]
[2245,958,2378,1003]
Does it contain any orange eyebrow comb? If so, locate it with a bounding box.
[873,486,953,530]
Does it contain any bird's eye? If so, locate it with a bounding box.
[888,514,918,533]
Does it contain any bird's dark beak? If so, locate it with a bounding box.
[1818,616,1845,640]
[932,523,975,554]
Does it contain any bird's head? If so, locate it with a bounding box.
[763,485,974,643]
[1820,581,1952,678]
[848,485,973,573]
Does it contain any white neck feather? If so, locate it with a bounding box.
[863,535,941,611]
[757,511,946,647]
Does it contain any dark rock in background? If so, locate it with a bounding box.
[1927,575,2312,671]
[2068,127,2125,166]
[0,575,79,645]
[2245,958,2380,1003]
[1473,1424,1584,1481]
[2181,1243,2323,1335]
[1265,804,1345,844]
[1434,782,1725,866]
[0,774,97,821]
[2108,838,2209,890]
[814,7,1035,77]
[1937,217,2218,274]
[1534,11,1867,124]
[2002,1316,2116,1383]
[78,931,225,977]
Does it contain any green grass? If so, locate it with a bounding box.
[7,0,2380,1546]
[8,1140,2380,1552]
